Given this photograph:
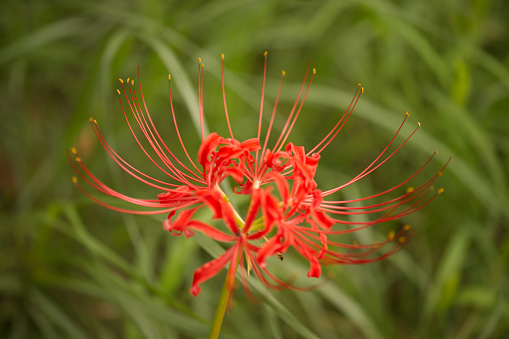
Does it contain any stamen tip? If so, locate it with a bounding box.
[201,62,204,69]
[282,70,286,77]
[168,74,171,80]
[398,236,407,244]
[406,186,414,193]
[438,188,444,194]
[387,230,395,241]
[312,68,316,75]
[117,89,121,95]
[198,57,201,63]
[405,110,409,117]
[127,78,130,83]
[72,176,78,183]
[434,150,438,155]
[75,156,82,162]
[417,122,421,127]
[221,53,224,60]
[119,78,123,84]
[361,87,364,93]
[264,51,268,56]
[71,147,77,155]
[403,224,411,231]
[88,117,94,123]
[131,80,134,85]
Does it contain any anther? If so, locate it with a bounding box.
[127,78,130,83]
[72,177,78,183]
[361,87,364,93]
[264,51,268,56]
[88,117,94,123]
[429,186,435,191]
[405,110,409,117]
[168,74,171,80]
[417,122,421,127]
[117,89,121,95]
[277,253,284,261]
[201,62,204,69]
[119,78,123,84]
[223,195,230,203]
[71,147,77,155]
[75,156,82,162]
[387,230,395,241]
[406,186,414,193]
[403,224,411,231]
[221,53,224,60]
[312,68,316,75]
[398,236,407,244]
[198,57,201,63]
[131,80,134,85]
[434,150,438,155]
[282,70,286,77]
[438,188,444,194]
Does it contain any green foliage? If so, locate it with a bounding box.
[1,0,509,337]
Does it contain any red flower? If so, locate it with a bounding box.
[70,52,447,297]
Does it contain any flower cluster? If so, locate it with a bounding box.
[70,52,447,297]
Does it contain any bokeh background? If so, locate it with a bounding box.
[1,0,509,338]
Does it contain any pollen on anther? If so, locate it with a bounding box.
[117,89,121,95]
[403,224,411,231]
[119,78,123,84]
[361,87,364,93]
[282,70,286,77]
[71,147,77,155]
[223,195,230,203]
[221,54,224,60]
[75,156,82,162]
[417,122,421,127]
[406,186,414,193]
[168,74,171,80]
[201,62,205,69]
[405,110,409,117]
[127,78,130,83]
[198,57,201,63]
[131,80,134,85]
[387,230,395,241]
[434,150,438,155]
[264,51,268,56]
[72,177,78,184]
[312,68,316,75]
[438,188,444,194]
[88,117,94,123]
[398,236,407,244]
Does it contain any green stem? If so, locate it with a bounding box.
[208,253,240,339]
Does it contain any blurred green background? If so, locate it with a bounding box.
[1,0,509,338]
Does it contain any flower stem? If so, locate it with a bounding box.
[208,252,240,339]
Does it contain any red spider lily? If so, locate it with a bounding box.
[70,52,447,297]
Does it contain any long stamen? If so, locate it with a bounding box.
[198,58,205,140]
[257,70,285,178]
[221,54,234,139]
[275,66,316,153]
[168,74,203,175]
[308,84,363,155]
[254,51,268,175]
